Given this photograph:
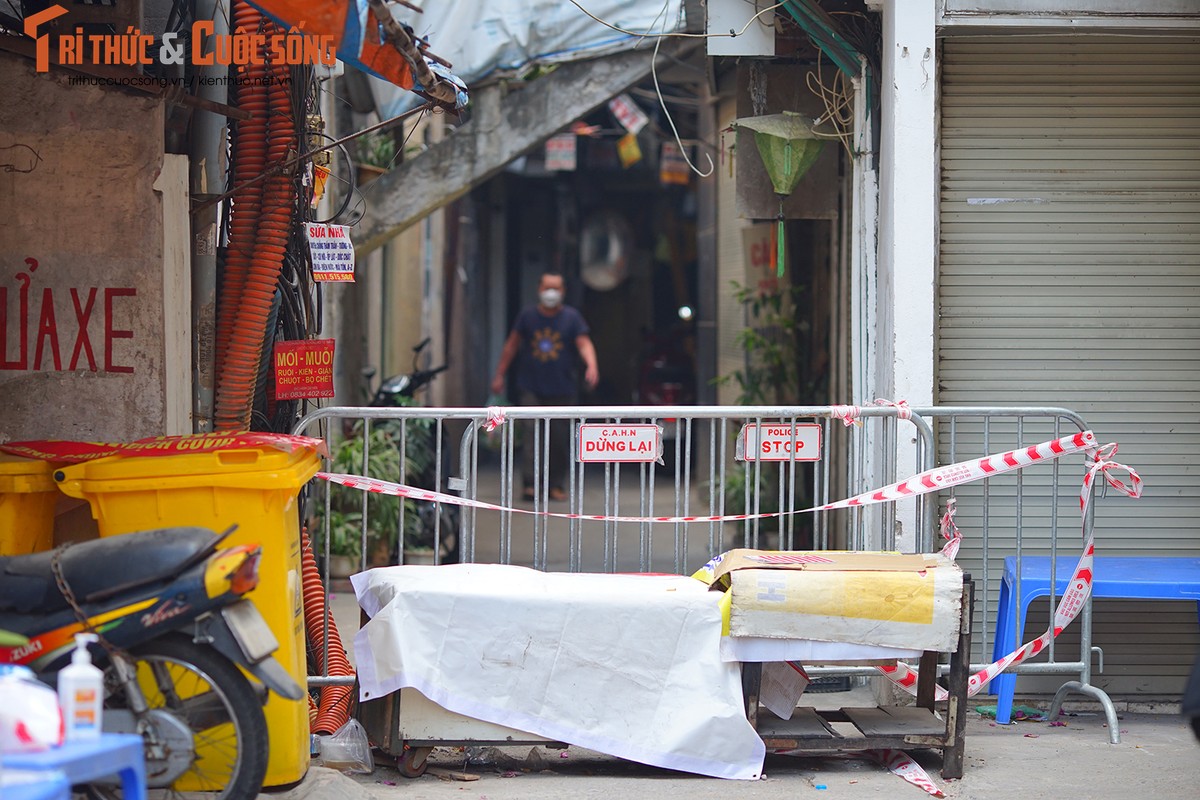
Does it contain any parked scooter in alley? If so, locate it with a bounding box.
[634,323,698,471]
[0,526,303,800]
[358,338,460,564]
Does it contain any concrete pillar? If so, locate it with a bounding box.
[875,0,937,551]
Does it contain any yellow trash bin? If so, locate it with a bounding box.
[0,454,59,555]
[54,445,320,788]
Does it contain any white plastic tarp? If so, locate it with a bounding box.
[352,564,764,780]
[370,0,685,117]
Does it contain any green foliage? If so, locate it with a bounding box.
[356,130,397,170]
[317,420,437,559]
[712,280,811,535]
[714,280,806,406]
[719,466,780,518]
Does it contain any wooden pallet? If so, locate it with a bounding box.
[743,580,974,779]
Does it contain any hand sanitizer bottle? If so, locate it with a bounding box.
[58,633,103,741]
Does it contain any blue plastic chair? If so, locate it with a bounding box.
[0,769,70,800]
[991,556,1200,725]
[3,734,146,800]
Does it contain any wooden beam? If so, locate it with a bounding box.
[351,39,694,254]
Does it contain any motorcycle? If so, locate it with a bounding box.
[359,338,459,564]
[0,526,303,800]
[634,325,697,470]
[364,337,449,407]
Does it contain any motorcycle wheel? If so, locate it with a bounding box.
[100,634,269,800]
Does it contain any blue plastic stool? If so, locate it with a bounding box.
[4,734,146,800]
[0,769,71,800]
[992,556,1200,726]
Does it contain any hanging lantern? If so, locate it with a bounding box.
[732,111,825,277]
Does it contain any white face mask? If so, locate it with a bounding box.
[539,288,563,308]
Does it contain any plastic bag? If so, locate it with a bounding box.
[0,665,64,753]
[319,718,374,774]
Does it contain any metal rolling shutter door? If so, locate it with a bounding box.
[938,36,1200,696]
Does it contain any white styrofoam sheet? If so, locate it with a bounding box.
[352,564,765,779]
[728,560,964,652]
[720,635,923,664]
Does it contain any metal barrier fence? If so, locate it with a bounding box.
[295,404,1108,714]
[294,405,934,574]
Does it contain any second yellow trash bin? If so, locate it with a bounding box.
[0,454,60,556]
[54,444,320,788]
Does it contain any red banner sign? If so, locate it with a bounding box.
[274,338,335,400]
[0,432,327,464]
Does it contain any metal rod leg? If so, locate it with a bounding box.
[1050,681,1121,745]
[942,578,973,779]
[916,651,938,710]
[742,662,762,730]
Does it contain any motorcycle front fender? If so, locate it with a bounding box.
[195,602,304,701]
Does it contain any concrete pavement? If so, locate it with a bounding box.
[300,460,1200,800]
[279,708,1199,800]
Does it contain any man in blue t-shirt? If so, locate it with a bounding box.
[491,272,599,500]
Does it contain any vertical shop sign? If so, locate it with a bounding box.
[660,142,691,185]
[742,224,779,294]
[545,133,577,171]
[608,93,649,134]
[617,133,642,168]
[305,223,355,282]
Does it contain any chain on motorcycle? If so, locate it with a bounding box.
[50,542,130,665]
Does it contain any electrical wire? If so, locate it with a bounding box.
[806,52,856,159]
[251,61,326,433]
[306,132,357,224]
[648,2,714,177]
[568,0,784,40]
[566,0,789,178]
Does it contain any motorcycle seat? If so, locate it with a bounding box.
[0,527,220,615]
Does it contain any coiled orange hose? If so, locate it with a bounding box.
[215,6,298,431]
[214,1,267,390]
[216,0,353,735]
[300,529,355,734]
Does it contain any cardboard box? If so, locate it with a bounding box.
[707,549,963,653]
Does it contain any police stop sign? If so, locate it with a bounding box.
[737,422,822,462]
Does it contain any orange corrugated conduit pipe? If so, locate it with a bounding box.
[214,1,266,399]
[215,1,296,431]
[216,3,354,733]
[301,529,355,734]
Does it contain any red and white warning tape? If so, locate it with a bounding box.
[869,748,946,797]
[831,398,913,428]
[878,441,1142,700]
[317,429,1143,700]
[320,430,1101,525]
[483,406,507,432]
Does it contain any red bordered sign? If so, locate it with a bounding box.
[274,339,335,400]
[305,223,355,282]
[577,424,662,463]
[736,422,822,462]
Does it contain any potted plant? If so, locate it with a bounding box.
[712,279,814,544]
[313,415,455,574]
[355,130,397,185]
[315,426,419,576]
